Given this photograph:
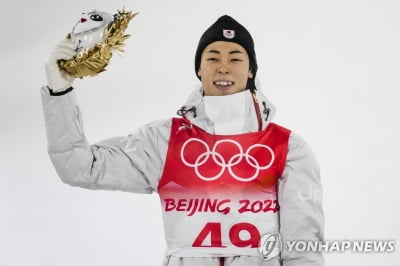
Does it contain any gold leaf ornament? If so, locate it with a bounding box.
[58,9,138,78]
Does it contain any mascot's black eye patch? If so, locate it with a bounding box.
[90,14,103,21]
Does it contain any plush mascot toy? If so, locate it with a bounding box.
[58,9,137,78]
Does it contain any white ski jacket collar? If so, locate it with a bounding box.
[176,86,276,135]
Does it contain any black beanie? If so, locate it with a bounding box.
[195,15,258,91]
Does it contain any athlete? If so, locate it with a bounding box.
[41,15,324,266]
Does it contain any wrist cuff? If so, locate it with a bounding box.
[48,86,73,96]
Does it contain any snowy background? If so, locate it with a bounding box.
[1,0,399,265]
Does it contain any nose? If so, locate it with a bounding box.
[217,62,231,74]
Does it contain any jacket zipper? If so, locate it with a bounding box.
[251,92,263,131]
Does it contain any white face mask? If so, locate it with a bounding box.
[70,10,113,50]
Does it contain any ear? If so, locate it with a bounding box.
[248,70,254,79]
[197,68,202,78]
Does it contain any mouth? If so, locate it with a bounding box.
[213,80,234,90]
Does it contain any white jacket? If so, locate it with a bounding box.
[41,86,324,266]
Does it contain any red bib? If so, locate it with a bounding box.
[158,118,290,257]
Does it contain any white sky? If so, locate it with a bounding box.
[1,0,399,265]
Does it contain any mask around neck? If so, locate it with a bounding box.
[204,90,250,135]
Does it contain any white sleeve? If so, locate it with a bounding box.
[278,132,325,266]
[40,86,171,193]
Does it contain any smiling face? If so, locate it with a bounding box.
[197,41,253,96]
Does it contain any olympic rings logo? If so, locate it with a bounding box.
[180,138,275,182]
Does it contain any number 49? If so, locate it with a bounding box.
[192,222,261,248]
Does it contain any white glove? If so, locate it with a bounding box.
[45,38,77,92]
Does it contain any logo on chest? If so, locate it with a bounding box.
[180,138,275,182]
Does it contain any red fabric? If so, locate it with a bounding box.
[158,118,290,197]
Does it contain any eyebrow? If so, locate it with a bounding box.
[206,49,244,55]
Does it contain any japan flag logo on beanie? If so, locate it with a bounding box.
[223,29,235,39]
